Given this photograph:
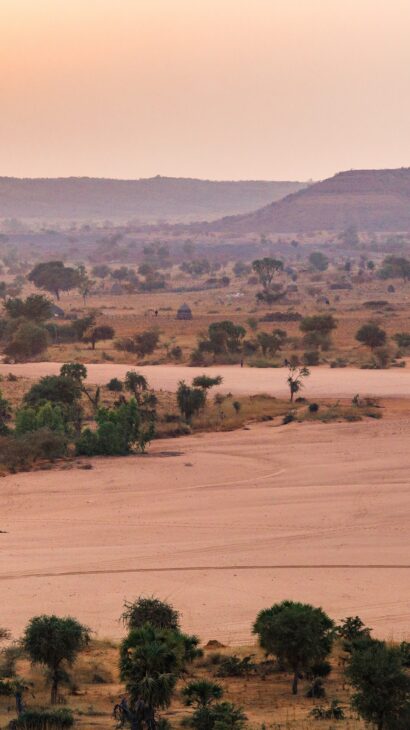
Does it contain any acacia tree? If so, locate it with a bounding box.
[23,615,90,704]
[28,261,80,300]
[253,601,334,695]
[287,364,310,402]
[191,374,223,401]
[252,258,283,290]
[86,325,115,350]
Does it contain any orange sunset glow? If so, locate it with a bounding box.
[1,0,410,179]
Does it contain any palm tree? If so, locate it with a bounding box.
[182,680,223,708]
[120,624,200,729]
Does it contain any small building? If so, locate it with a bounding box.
[176,303,193,320]
[50,304,65,318]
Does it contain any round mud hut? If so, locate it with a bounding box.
[176,303,193,320]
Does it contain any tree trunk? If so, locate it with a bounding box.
[292,670,298,695]
[51,675,58,704]
[91,340,96,350]
[15,690,24,716]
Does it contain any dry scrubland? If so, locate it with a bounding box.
[0,639,368,730]
[2,229,410,727]
[39,270,410,369]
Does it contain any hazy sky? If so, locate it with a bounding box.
[1,0,410,181]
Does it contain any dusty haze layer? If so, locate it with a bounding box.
[1,416,410,643]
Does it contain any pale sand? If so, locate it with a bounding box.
[1,418,410,643]
[0,361,410,398]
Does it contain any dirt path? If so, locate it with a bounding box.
[1,361,410,398]
[1,417,410,642]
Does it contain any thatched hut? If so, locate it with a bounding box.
[176,303,193,320]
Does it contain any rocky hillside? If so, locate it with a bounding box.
[0,176,306,223]
[203,168,410,233]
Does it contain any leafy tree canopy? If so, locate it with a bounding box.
[121,597,180,632]
[23,615,90,704]
[253,600,334,694]
[28,261,80,300]
[347,640,410,730]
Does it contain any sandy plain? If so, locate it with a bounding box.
[1,393,410,643]
[1,361,410,399]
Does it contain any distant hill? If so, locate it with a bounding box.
[0,176,307,223]
[203,168,410,233]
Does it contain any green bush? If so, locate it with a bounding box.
[76,399,155,456]
[15,403,65,436]
[303,350,320,366]
[216,655,254,677]
[5,321,49,361]
[8,708,74,729]
[106,378,123,392]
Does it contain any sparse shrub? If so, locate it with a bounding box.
[0,429,67,472]
[115,329,160,357]
[305,677,326,698]
[308,402,319,413]
[187,702,246,730]
[216,655,255,678]
[309,700,345,720]
[8,708,74,729]
[170,346,183,360]
[356,322,386,350]
[393,332,410,349]
[330,358,348,368]
[177,382,206,422]
[282,412,296,425]
[5,321,49,361]
[303,351,319,366]
[106,377,123,392]
[373,347,390,368]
